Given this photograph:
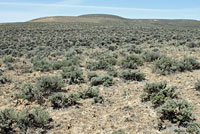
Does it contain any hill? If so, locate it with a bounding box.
[29,14,200,28]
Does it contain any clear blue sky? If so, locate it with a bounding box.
[0,0,200,22]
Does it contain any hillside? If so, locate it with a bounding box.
[29,14,200,28]
[0,15,200,134]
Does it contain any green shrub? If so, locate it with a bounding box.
[178,56,200,71]
[3,55,15,63]
[16,83,35,101]
[31,57,52,72]
[93,96,104,104]
[48,93,79,109]
[186,122,200,133]
[141,82,177,107]
[0,75,11,85]
[62,56,81,67]
[0,109,15,133]
[153,56,200,75]
[87,72,98,81]
[152,57,178,75]
[119,69,145,81]
[186,42,200,48]
[90,75,113,87]
[48,93,67,109]
[112,129,125,134]
[108,71,118,77]
[30,107,51,128]
[85,61,99,71]
[120,54,143,69]
[86,60,111,71]
[0,108,52,133]
[98,55,117,65]
[61,66,85,84]
[195,80,200,91]
[36,75,64,96]
[142,51,163,62]
[51,60,63,70]
[126,44,142,54]
[86,55,117,71]
[79,87,99,99]
[157,99,196,127]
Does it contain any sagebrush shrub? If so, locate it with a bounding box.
[16,83,35,101]
[78,87,99,99]
[157,99,195,127]
[63,56,81,67]
[126,44,142,54]
[0,75,11,85]
[90,75,113,87]
[195,80,200,91]
[36,75,64,96]
[141,81,177,107]
[51,60,63,70]
[3,55,15,63]
[186,42,200,48]
[0,109,15,133]
[178,56,200,71]
[108,70,118,77]
[120,54,143,69]
[87,72,98,81]
[153,56,200,75]
[0,108,51,133]
[61,66,85,84]
[142,50,163,62]
[112,129,125,134]
[119,69,145,81]
[48,93,79,109]
[31,57,52,72]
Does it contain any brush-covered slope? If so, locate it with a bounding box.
[29,14,200,28]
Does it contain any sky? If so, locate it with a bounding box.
[0,0,200,22]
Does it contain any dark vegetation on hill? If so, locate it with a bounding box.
[29,14,200,28]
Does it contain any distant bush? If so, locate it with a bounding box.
[108,70,118,77]
[48,93,79,109]
[16,83,35,101]
[186,42,200,48]
[93,96,104,104]
[126,44,142,54]
[61,66,85,84]
[195,80,200,91]
[63,56,81,67]
[120,54,143,69]
[98,55,117,65]
[0,75,11,85]
[141,81,177,107]
[119,69,145,81]
[178,56,200,71]
[142,51,163,62]
[157,99,195,127]
[153,56,200,75]
[90,75,113,87]
[36,75,64,96]
[3,55,15,63]
[87,72,98,81]
[152,57,178,75]
[86,54,117,71]
[51,60,63,70]
[78,87,99,99]
[0,108,52,133]
[86,60,111,71]
[112,129,125,134]
[31,57,52,72]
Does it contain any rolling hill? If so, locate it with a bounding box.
[29,14,200,28]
